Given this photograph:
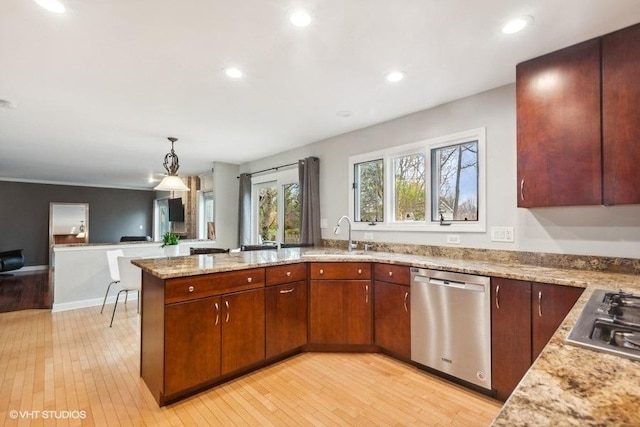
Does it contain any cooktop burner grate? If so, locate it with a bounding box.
[567,289,640,362]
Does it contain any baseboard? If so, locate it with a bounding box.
[16,265,49,272]
[52,292,139,313]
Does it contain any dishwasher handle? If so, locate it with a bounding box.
[413,275,485,292]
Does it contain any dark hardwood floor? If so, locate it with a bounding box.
[0,270,52,312]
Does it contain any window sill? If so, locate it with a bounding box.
[351,222,486,233]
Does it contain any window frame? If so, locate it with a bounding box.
[348,127,486,233]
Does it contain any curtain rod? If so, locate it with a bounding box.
[237,161,299,179]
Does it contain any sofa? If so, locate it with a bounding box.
[0,249,25,274]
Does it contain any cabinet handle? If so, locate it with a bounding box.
[538,291,542,317]
[389,271,393,277]
[495,284,500,309]
[225,300,230,323]
[358,269,362,274]
[214,302,219,325]
[280,288,295,294]
[188,286,194,293]
[286,271,291,277]
[319,269,324,275]
[247,277,252,283]
[365,284,369,303]
[403,292,409,312]
[520,179,525,202]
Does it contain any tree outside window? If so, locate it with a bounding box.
[431,141,478,221]
[354,159,384,223]
[393,153,426,221]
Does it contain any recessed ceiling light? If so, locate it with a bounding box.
[34,0,66,14]
[336,110,352,118]
[385,71,406,83]
[502,16,533,34]
[290,10,311,27]
[224,67,243,79]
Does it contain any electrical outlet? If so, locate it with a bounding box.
[491,226,515,242]
[363,232,374,241]
[320,218,328,229]
[446,234,461,244]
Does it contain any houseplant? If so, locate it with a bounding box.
[162,232,180,256]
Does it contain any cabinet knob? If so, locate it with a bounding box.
[358,269,362,274]
[319,269,324,275]
[247,277,252,283]
[286,271,291,277]
[188,286,194,293]
[388,271,393,277]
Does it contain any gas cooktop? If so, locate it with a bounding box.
[567,289,640,361]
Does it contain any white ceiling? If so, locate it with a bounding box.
[1,1,639,190]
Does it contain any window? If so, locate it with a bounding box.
[348,127,485,232]
[431,141,478,222]
[393,153,426,222]
[283,183,301,243]
[354,159,384,223]
[251,169,300,244]
[256,182,278,243]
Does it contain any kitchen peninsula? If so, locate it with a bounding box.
[133,247,640,425]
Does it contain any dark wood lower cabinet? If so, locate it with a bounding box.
[491,278,584,401]
[266,281,308,359]
[309,279,372,345]
[143,261,586,407]
[164,296,221,396]
[532,283,584,359]
[491,278,532,402]
[221,288,265,375]
[374,281,410,361]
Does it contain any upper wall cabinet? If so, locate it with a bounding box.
[602,24,640,205]
[516,23,640,208]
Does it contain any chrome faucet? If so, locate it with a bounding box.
[334,215,356,252]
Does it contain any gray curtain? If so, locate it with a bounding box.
[238,173,252,246]
[298,157,321,246]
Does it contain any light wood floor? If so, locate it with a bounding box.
[0,305,501,426]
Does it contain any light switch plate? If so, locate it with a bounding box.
[320,218,328,229]
[491,226,514,242]
[446,234,461,244]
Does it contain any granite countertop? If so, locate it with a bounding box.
[132,248,640,426]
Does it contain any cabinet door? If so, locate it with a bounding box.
[266,281,308,359]
[531,283,584,359]
[165,296,221,396]
[516,38,601,207]
[491,278,531,402]
[309,280,372,345]
[374,281,410,360]
[603,23,640,205]
[221,288,265,375]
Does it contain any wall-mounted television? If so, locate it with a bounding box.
[168,197,184,222]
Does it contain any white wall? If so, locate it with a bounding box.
[213,162,240,249]
[241,83,640,259]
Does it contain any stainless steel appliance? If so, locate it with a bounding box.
[567,289,640,361]
[410,268,492,390]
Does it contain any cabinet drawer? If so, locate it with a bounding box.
[373,263,410,285]
[165,268,265,304]
[309,262,371,280]
[266,263,307,286]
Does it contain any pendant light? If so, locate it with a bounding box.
[154,137,190,192]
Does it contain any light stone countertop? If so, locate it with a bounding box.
[132,248,640,426]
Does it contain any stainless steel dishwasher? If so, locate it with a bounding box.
[410,267,491,391]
